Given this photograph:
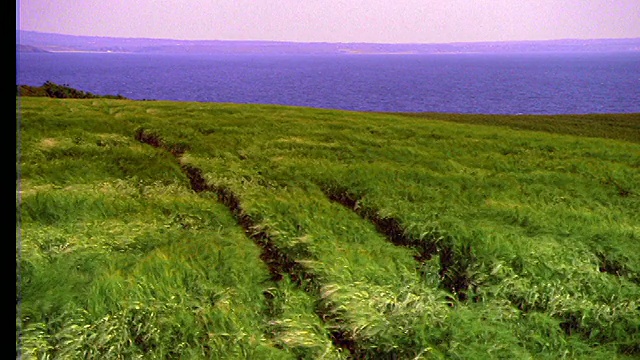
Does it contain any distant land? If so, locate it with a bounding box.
[16,30,640,55]
[16,44,50,53]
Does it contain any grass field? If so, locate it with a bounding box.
[16,96,640,359]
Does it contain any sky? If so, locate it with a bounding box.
[16,0,640,44]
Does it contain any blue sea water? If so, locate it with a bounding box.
[16,51,640,114]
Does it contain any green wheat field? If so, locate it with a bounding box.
[16,96,640,359]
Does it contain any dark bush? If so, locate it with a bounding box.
[16,81,127,100]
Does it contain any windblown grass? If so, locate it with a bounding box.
[386,112,640,144]
[17,97,640,359]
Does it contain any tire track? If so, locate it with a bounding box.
[321,184,478,302]
[135,129,360,358]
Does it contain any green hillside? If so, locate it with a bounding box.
[16,97,640,359]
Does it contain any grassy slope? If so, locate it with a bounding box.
[17,97,640,359]
[385,112,640,144]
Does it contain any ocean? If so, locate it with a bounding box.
[16,51,640,115]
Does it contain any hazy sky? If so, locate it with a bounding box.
[16,0,640,43]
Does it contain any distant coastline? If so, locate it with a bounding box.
[46,50,131,54]
[17,30,640,56]
[17,44,49,53]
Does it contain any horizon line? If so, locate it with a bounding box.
[16,29,640,46]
